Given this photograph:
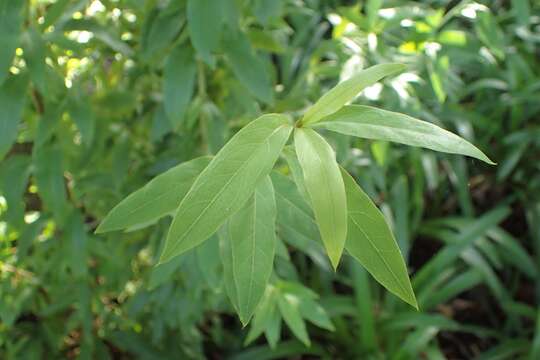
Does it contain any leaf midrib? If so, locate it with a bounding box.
[349,214,411,301]
[166,125,287,258]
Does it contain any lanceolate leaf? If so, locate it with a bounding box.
[230,176,277,325]
[271,171,330,270]
[245,285,278,345]
[34,146,68,221]
[219,223,239,311]
[277,293,310,346]
[96,156,211,233]
[0,0,24,84]
[294,128,347,270]
[163,45,196,129]
[187,0,222,67]
[300,63,405,126]
[312,105,494,164]
[341,168,418,309]
[0,73,28,160]
[223,28,273,104]
[22,27,47,93]
[160,114,292,264]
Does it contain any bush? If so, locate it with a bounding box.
[1,0,539,358]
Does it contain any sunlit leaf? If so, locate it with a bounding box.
[301,63,405,126]
[341,168,417,309]
[313,105,494,164]
[160,114,291,263]
[294,128,347,270]
[228,177,276,325]
[97,157,211,233]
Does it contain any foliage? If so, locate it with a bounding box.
[0,0,539,359]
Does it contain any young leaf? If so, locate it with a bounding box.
[160,114,292,264]
[340,168,418,309]
[163,45,196,129]
[223,28,273,104]
[300,63,405,126]
[313,105,494,164]
[187,0,222,67]
[96,156,211,233]
[230,176,277,326]
[277,293,310,347]
[0,0,23,84]
[0,73,28,160]
[294,128,347,270]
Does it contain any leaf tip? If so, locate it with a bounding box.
[94,222,107,234]
[329,256,341,272]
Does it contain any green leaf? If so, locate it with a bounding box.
[0,73,28,160]
[22,27,47,94]
[160,114,292,264]
[196,234,221,289]
[298,298,334,331]
[96,156,211,233]
[340,168,418,309]
[223,28,273,104]
[140,6,183,62]
[0,155,31,227]
[187,0,222,67]
[294,128,347,270]
[313,105,494,164]
[277,293,310,347]
[300,63,405,126]
[68,96,95,147]
[282,146,309,201]
[0,0,23,84]
[163,45,196,129]
[33,146,68,221]
[271,171,330,270]
[245,285,278,345]
[230,176,277,326]
[219,223,239,311]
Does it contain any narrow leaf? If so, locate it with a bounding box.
[313,105,494,164]
[301,63,405,126]
[230,177,277,325]
[277,293,310,347]
[186,0,222,66]
[22,27,47,93]
[298,298,335,331]
[223,28,273,104]
[160,114,292,264]
[96,156,211,233]
[33,146,68,221]
[0,73,28,160]
[341,168,418,309]
[219,223,239,311]
[245,285,277,345]
[271,172,330,270]
[0,0,23,84]
[294,128,347,270]
[163,45,196,129]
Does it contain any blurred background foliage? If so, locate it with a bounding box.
[0,0,539,358]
